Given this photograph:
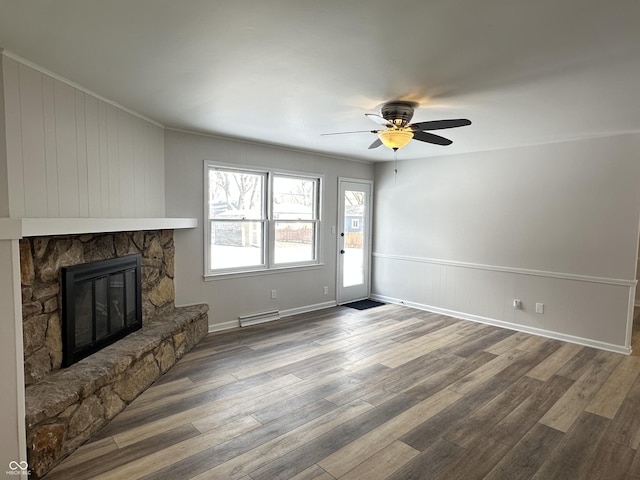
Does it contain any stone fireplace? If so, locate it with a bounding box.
[19,228,208,478]
[20,230,177,386]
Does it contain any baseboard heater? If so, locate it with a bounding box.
[239,310,281,327]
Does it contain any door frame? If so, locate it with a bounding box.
[336,177,374,305]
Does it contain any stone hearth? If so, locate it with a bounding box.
[19,229,209,478]
[26,304,208,478]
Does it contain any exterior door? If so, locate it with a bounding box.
[337,178,373,304]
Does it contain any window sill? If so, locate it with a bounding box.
[203,263,325,281]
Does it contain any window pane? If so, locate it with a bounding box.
[209,169,265,220]
[210,220,264,269]
[273,176,317,220]
[274,222,315,264]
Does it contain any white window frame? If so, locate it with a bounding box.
[204,161,323,277]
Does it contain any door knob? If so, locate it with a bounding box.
[340,250,345,254]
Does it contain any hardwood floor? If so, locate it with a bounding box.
[45,304,640,479]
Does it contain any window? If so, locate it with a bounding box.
[205,163,322,275]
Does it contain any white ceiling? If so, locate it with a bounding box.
[0,0,638,162]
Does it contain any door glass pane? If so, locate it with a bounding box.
[274,222,315,264]
[343,190,366,287]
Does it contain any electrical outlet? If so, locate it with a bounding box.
[323,286,329,295]
[271,289,277,299]
[513,299,522,309]
[536,303,544,314]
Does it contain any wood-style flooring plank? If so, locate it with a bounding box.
[526,342,584,381]
[386,438,466,480]
[532,412,610,479]
[318,388,462,477]
[484,423,564,480]
[604,371,640,450]
[248,394,422,480]
[44,305,640,480]
[189,400,373,480]
[585,354,640,419]
[539,350,623,432]
[444,375,543,448]
[339,440,420,480]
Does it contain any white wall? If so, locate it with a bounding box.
[373,133,640,352]
[1,52,165,219]
[0,57,8,217]
[164,129,374,328]
[636,240,640,306]
[0,51,26,472]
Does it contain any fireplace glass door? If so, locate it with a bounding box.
[62,254,142,367]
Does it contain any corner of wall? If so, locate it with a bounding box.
[0,52,11,217]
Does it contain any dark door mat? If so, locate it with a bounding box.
[342,299,386,310]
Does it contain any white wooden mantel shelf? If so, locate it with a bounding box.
[0,217,198,240]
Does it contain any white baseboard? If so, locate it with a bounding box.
[208,320,240,333]
[370,294,631,355]
[207,300,337,333]
[281,301,337,318]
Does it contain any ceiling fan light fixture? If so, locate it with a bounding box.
[378,129,413,150]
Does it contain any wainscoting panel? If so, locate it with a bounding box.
[372,253,635,353]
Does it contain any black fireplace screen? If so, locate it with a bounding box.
[61,254,142,367]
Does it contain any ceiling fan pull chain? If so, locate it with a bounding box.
[394,148,398,183]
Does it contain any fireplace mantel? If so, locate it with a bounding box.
[0,217,197,239]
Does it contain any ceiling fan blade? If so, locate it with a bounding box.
[368,138,382,149]
[413,131,453,146]
[321,130,377,136]
[409,119,471,131]
[365,113,393,127]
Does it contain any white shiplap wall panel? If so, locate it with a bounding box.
[3,57,24,218]
[75,89,89,217]
[1,53,165,218]
[53,79,80,217]
[97,100,110,216]
[84,95,101,217]
[106,104,120,217]
[18,63,47,217]
[148,123,165,216]
[133,117,147,217]
[42,75,59,217]
[117,110,135,217]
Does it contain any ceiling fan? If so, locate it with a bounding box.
[323,101,471,151]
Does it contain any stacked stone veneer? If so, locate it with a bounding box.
[21,230,178,385]
[19,230,209,478]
